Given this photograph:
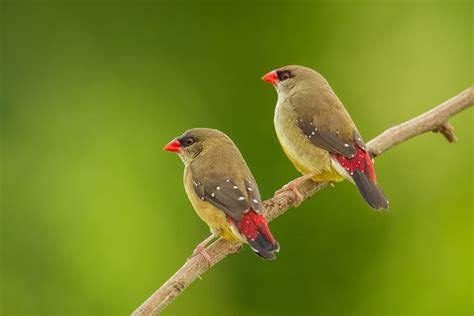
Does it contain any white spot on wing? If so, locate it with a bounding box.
[238,196,245,200]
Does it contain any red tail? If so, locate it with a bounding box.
[333,145,376,181]
[332,144,388,210]
[237,210,279,260]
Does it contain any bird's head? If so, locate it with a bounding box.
[261,65,323,95]
[163,128,230,165]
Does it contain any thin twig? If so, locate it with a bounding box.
[368,87,472,156]
[132,86,474,316]
[434,122,458,143]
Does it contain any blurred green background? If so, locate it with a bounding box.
[1,0,472,315]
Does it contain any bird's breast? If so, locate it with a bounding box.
[274,99,342,182]
[183,168,241,241]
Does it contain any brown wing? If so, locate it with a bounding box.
[190,168,262,222]
[291,85,366,158]
[297,117,357,158]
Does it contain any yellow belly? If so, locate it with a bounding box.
[183,167,244,242]
[274,102,344,183]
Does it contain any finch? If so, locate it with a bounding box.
[164,128,279,260]
[262,65,388,210]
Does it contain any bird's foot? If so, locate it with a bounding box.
[191,244,212,266]
[274,174,315,206]
[275,183,304,206]
[189,233,216,266]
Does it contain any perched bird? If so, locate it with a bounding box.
[164,128,279,261]
[262,65,388,210]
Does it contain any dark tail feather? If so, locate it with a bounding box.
[352,169,389,210]
[248,234,280,260]
[239,210,279,260]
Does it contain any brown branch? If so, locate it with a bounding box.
[434,122,458,143]
[132,86,474,316]
[368,87,473,157]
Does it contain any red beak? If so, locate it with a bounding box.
[261,71,279,84]
[163,139,181,153]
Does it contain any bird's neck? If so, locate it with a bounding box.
[274,90,298,132]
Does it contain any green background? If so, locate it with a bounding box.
[1,1,472,315]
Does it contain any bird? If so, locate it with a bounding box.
[262,65,388,210]
[164,128,279,262]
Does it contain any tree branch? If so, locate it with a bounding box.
[132,86,474,316]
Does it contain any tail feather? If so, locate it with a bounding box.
[238,210,279,260]
[332,144,389,210]
[248,235,279,260]
[352,169,389,210]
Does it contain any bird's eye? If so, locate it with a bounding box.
[184,137,194,146]
[277,71,292,81]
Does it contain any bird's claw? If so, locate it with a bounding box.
[190,245,212,266]
[274,174,315,207]
[189,233,215,266]
[275,183,304,206]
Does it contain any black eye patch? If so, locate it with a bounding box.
[277,70,293,81]
[179,136,195,147]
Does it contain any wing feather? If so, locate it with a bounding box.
[190,168,262,221]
